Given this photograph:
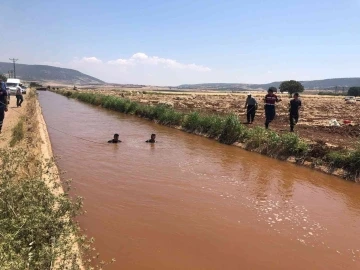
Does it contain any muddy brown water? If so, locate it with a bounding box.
[39,91,360,270]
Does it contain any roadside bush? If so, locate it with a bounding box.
[327,147,360,176]
[198,114,222,135]
[125,100,139,114]
[278,132,309,156]
[219,114,243,145]
[146,104,165,120]
[158,109,183,126]
[206,115,225,138]
[183,112,202,132]
[245,127,279,153]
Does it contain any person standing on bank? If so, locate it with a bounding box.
[264,88,281,129]
[0,79,8,133]
[289,93,302,132]
[244,93,257,124]
[15,86,23,107]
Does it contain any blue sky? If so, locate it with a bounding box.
[0,0,359,85]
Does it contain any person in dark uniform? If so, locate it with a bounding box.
[0,79,8,134]
[264,88,281,129]
[146,134,156,143]
[108,133,122,143]
[289,93,302,132]
[244,93,258,124]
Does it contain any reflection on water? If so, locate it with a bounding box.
[39,91,360,270]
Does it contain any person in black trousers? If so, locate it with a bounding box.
[289,93,302,132]
[244,93,258,124]
[264,88,281,129]
[15,87,23,107]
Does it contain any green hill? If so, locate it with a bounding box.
[0,62,104,85]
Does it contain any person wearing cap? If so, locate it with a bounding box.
[108,133,122,143]
[264,88,281,129]
[244,93,258,124]
[289,93,302,132]
[0,78,8,133]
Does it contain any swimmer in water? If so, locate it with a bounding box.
[146,134,156,143]
[108,133,122,143]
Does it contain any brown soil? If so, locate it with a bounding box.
[79,89,359,148]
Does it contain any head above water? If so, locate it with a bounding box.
[151,134,156,140]
[114,133,119,139]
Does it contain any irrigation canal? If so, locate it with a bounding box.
[39,91,360,270]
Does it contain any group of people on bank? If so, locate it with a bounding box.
[0,78,24,134]
[244,88,302,132]
[108,133,157,143]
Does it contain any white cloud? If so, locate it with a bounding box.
[48,53,212,85]
[132,52,149,60]
[107,53,211,72]
[75,57,103,64]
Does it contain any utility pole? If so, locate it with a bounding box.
[9,58,18,78]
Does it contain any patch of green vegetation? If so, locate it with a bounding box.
[183,112,201,132]
[326,147,360,176]
[9,118,24,147]
[219,114,244,145]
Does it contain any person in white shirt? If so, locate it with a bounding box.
[15,86,23,107]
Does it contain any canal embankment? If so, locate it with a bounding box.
[54,89,360,182]
[0,89,86,269]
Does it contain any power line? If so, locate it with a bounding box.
[9,58,18,78]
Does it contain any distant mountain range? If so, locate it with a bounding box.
[0,62,358,90]
[0,62,104,85]
[179,78,360,90]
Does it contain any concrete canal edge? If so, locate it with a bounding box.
[35,96,85,269]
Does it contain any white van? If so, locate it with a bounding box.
[6,78,24,95]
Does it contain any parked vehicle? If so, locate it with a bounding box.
[344,96,355,101]
[19,84,27,94]
[6,78,23,96]
[356,97,360,102]
[346,96,356,104]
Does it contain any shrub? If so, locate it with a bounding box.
[327,147,360,176]
[278,132,309,156]
[158,109,183,126]
[183,112,202,132]
[9,118,24,147]
[219,114,243,145]
[206,116,225,138]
